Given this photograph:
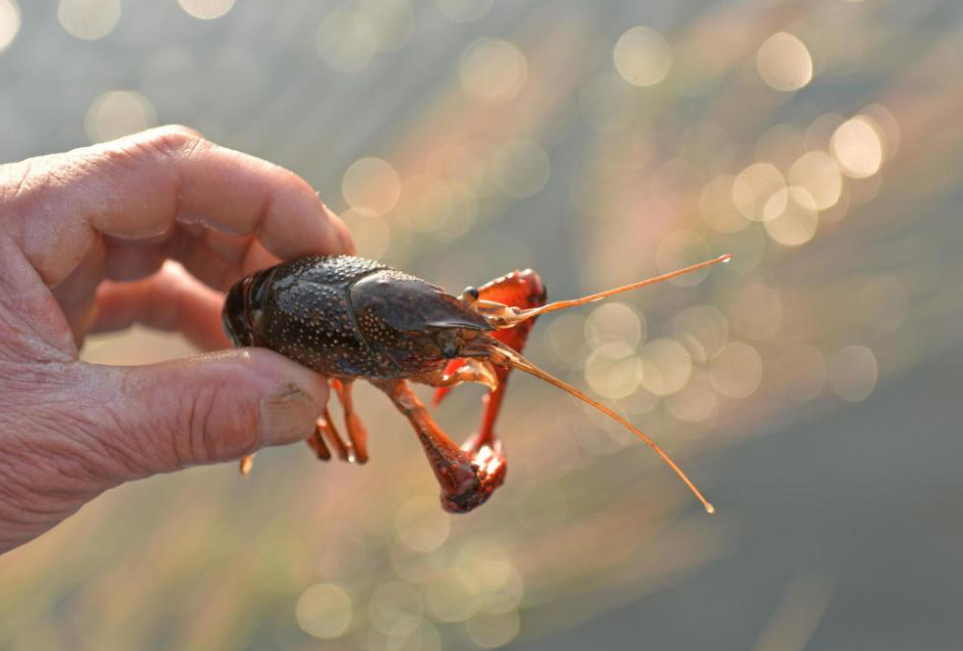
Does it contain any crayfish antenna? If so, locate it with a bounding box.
[480,254,731,329]
[484,338,715,515]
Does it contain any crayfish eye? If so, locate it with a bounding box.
[442,343,459,359]
[464,286,479,300]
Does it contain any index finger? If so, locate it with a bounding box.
[3,126,355,287]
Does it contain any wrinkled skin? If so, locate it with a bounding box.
[0,126,354,555]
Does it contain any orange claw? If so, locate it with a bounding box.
[433,269,548,448]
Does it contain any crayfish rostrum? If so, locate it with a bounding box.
[222,254,730,514]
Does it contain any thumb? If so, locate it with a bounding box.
[89,348,328,477]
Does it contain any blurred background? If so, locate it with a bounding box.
[2,0,962,649]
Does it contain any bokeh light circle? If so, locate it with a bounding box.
[84,90,158,144]
[828,345,878,402]
[460,38,528,103]
[666,367,718,422]
[710,342,763,399]
[465,609,521,648]
[394,496,451,553]
[756,32,813,91]
[0,0,20,54]
[177,0,235,20]
[672,304,729,363]
[585,342,644,400]
[732,162,786,221]
[640,338,692,396]
[763,187,819,246]
[342,157,402,215]
[368,581,424,636]
[831,116,884,178]
[700,175,750,233]
[614,26,673,87]
[789,151,842,209]
[296,583,353,639]
[58,0,121,41]
[585,302,645,349]
[316,10,378,73]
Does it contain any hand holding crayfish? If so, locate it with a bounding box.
[0,127,353,555]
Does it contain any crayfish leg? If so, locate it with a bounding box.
[239,454,255,476]
[317,405,352,462]
[372,378,506,514]
[306,423,332,461]
[332,379,369,464]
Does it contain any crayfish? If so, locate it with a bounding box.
[222,254,730,514]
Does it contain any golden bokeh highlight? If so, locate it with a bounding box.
[710,342,763,399]
[732,163,786,221]
[296,583,353,639]
[584,342,644,400]
[460,38,528,103]
[342,157,402,216]
[470,558,524,615]
[763,187,819,246]
[424,568,477,623]
[84,90,158,144]
[862,103,901,160]
[640,338,692,396]
[789,151,843,210]
[672,304,729,364]
[465,609,521,648]
[177,0,235,20]
[585,302,645,349]
[756,32,813,92]
[316,10,378,73]
[613,26,673,87]
[368,581,424,636]
[492,139,550,198]
[828,345,878,402]
[434,0,493,23]
[394,496,451,553]
[831,116,884,178]
[666,367,718,423]
[58,0,121,41]
[0,0,20,54]
[700,175,751,233]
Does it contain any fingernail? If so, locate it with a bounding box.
[259,384,319,446]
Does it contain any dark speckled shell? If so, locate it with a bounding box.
[223,255,491,380]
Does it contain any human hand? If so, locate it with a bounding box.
[0,126,354,554]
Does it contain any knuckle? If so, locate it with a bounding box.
[144,126,211,161]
